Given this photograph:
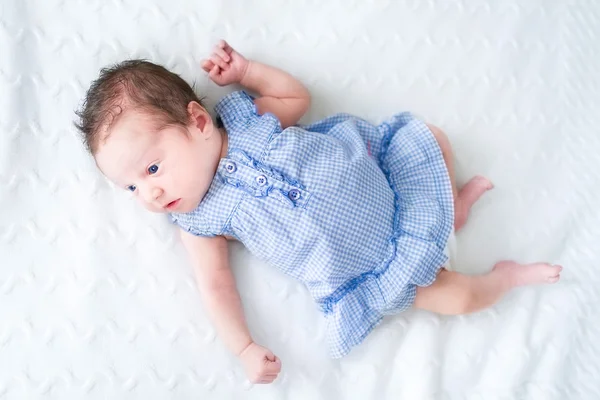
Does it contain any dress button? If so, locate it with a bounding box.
[288,188,301,201]
[224,161,237,173]
[256,175,268,186]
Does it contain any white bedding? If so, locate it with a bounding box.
[1,1,599,399]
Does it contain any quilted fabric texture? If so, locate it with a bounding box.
[1,1,598,399]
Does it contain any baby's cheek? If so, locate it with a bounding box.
[185,169,207,193]
[142,201,163,214]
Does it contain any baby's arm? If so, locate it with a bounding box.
[179,231,281,384]
[240,60,310,129]
[201,40,311,128]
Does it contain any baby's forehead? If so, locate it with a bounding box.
[100,108,166,146]
[95,113,162,180]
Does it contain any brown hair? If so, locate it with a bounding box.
[74,59,203,154]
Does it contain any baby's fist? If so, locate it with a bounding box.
[239,342,281,384]
[201,40,249,87]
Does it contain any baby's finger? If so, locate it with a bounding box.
[220,40,234,55]
[217,39,229,50]
[266,361,281,374]
[208,64,221,80]
[210,54,229,70]
[213,45,231,63]
[264,351,276,362]
[201,60,214,73]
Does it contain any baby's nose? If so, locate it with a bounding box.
[151,187,164,200]
[142,187,163,203]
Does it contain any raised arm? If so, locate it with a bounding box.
[179,231,281,384]
[201,39,311,128]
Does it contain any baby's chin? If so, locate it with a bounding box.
[145,205,171,214]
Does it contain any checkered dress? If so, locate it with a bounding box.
[171,91,454,358]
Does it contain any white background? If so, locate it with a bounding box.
[1,1,598,399]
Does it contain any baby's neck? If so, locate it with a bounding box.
[220,128,229,159]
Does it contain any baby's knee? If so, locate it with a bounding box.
[414,271,478,315]
[447,284,478,315]
[426,123,444,137]
[426,124,451,151]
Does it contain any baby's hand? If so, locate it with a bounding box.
[201,40,249,87]
[239,342,282,384]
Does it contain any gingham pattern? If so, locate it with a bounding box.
[171,91,454,358]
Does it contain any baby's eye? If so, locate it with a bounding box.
[127,185,137,192]
[148,164,159,175]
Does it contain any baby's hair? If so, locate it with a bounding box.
[74,59,204,154]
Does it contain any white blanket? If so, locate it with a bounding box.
[1,1,598,399]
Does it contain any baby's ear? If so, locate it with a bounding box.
[186,101,213,133]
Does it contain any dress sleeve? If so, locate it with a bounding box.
[214,90,261,133]
[169,213,216,238]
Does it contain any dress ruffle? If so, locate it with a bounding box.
[319,113,455,358]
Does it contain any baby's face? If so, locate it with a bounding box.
[95,106,224,214]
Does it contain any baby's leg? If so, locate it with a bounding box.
[413,261,562,315]
[427,124,459,200]
[454,176,494,231]
[427,124,494,231]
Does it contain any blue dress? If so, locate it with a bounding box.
[170,91,454,358]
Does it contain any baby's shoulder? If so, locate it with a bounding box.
[214,90,262,131]
[217,90,282,154]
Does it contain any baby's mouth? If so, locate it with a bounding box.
[165,199,181,210]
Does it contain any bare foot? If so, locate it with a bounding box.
[455,176,494,231]
[492,261,563,287]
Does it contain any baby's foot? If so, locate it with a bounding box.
[455,176,494,231]
[492,260,562,287]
